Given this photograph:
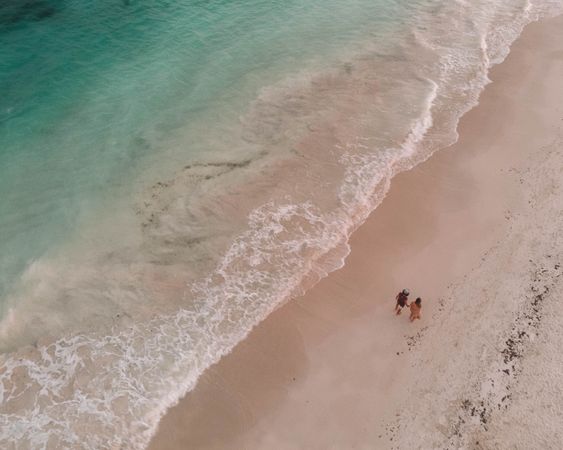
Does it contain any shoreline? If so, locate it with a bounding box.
[149,13,563,450]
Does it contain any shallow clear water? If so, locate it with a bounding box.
[0,0,561,447]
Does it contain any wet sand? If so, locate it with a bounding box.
[149,14,563,450]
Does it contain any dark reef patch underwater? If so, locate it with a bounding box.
[0,0,60,26]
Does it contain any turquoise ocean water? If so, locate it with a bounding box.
[0,0,400,305]
[0,0,561,447]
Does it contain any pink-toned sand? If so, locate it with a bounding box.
[149,15,563,449]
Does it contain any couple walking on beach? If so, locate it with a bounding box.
[394,289,422,322]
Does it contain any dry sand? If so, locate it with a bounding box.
[149,15,563,450]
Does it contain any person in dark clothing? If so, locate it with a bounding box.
[394,288,410,315]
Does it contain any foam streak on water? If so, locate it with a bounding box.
[0,0,562,448]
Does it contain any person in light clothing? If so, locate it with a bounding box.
[409,297,422,322]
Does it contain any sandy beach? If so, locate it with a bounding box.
[149,14,563,450]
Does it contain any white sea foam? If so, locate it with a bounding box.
[1,1,562,448]
[0,200,353,449]
[338,78,437,218]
